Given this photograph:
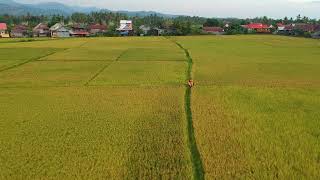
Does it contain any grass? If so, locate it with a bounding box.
[173,39,204,180]
[175,35,320,179]
[0,35,319,179]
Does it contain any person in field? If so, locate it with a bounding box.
[188,80,194,88]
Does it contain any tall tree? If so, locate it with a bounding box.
[203,18,221,27]
[71,13,88,23]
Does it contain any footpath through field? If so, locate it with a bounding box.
[167,37,205,180]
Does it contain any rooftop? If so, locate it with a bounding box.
[0,23,7,30]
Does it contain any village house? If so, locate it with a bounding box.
[50,23,70,38]
[139,25,164,36]
[311,25,320,39]
[117,20,133,36]
[202,26,225,35]
[69,24,89,37]
[282,24,295,34]
[293,23,316,32]
[150,28,164,36]
[276,23,293,34]
[277,23,320,36]
[312,31,320,39]
[0,23,10,38]
[10,25,29,38]
[139,25,151,35]
[33,23,50,37]
[88,24,107,35]
[277,23,285,31]
[243,23,272,33]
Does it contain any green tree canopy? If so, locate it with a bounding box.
[203,18,220,27]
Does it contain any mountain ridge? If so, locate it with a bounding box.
[0,0,180,17]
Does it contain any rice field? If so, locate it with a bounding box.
[0,87,192,179]
[175,35,320,179]
[0,35,319,179]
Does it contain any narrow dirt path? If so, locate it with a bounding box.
[167,37,205,180]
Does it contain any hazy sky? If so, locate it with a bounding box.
[16,0,320,19]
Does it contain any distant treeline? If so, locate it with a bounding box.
[1,12,320,36]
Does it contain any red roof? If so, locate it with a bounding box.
[34,23,49,30]
[0,23,7,30]
[281,24,320,32]
[13,25,28,30]
[11,25,28,33]
[203,26,224,33]
[72,23,87,29]
[71,31,89,35]
[245,23,270,29]
[89,24,107,30]
[294,23,317,32]
[277,23,284,27]
[284,24,294,31]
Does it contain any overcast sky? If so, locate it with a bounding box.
[16,0,320,19]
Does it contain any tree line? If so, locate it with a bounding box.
[1,12,319,36]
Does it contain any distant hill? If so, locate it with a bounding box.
[0,0,179,17]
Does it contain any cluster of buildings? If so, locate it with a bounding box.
[0,20,167,38]
[115,20,164,36]
[243,23,320,38]
[202,26,225,35]
[2,20,320,39]
[242,23,274,33]
[202,22,320,38]
[201,23,274,35]
[277,23,320,38]
[0,22,108,38]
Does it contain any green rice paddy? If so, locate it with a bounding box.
[0,35,319,179]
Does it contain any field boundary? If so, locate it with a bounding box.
[0,40,90,73]
[84,62,113,86]
[115,49,130,61]
[84,49,130,86]
[0,50,62,73]
[37,59,115,62]
[111,59,187,62]
[0,84,184,89]
[168,37,205,180]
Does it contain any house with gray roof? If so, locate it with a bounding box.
[50,23,70,38]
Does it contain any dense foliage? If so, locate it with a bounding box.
[0,12,319,36]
